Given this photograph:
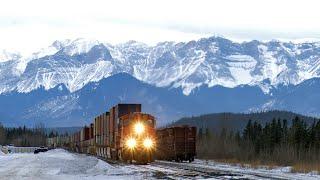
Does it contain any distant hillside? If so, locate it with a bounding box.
[171,110,319,132]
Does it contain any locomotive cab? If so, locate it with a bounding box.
[119,112,156,164]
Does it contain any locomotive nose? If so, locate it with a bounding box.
[126,138,137,149]
[134,122,145,135]
[143,138,154,149]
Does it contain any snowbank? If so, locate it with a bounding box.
[0,148,143,180]
[0,146,6,156]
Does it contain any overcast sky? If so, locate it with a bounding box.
[1,0,320,54]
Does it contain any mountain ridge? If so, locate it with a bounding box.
[1,36,320,96]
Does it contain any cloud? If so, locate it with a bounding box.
[0,0,320,54]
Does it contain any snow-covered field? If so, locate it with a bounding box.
[0,149,144,180]
[1,149,320,180]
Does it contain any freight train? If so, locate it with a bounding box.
[47,103,196,164]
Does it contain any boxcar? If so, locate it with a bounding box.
[156,126,196,162]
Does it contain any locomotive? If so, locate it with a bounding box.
[119,112,156,163]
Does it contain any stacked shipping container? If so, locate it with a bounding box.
[94,112,110,157]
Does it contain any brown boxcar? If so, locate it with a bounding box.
[88,123,95,155]
[75,131,81,153]
[94,112,109,157]
[80,126,90,153]
[101,112,109,158]
[156,126,196,162]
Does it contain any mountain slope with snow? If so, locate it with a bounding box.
[1,73,320,127]
[1,37,320,96]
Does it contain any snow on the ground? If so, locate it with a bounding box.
[190,159,320,180]
[0,149,143,180]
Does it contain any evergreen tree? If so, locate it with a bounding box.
[282,119,288,144]
[198,128,203,141]
[205,128,211,140]
[243,119,253,141]
[0,123,5,145]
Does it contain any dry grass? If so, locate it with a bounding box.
[211,158,320,174]
[197,134,320,175]
[214,158,242,164]
[291,162,320,174]
[212,158,279,169]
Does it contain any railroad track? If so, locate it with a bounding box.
[105,159,211,179]
[152,161,257,179]
[153,160,314,180]
[124,163,208,179]
[110,161,252,179]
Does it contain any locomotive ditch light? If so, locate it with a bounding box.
[134,122,145,135]
[126,138,137,149]
[143,138,153,149]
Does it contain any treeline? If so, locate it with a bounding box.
[242,117,320,158]
[173,110,316,133]
[0,123,47,147]
[198,116,320,172]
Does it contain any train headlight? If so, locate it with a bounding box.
[143,138,153,149]
[134,122,144,135]
[126,138,136,149]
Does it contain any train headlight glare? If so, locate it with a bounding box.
[143,138,153,149]
[126,138,136,149]
[134,122,144,135]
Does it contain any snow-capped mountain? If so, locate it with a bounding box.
[0,50,21,63]
[1,36,320,126]
[1,36,320,96]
